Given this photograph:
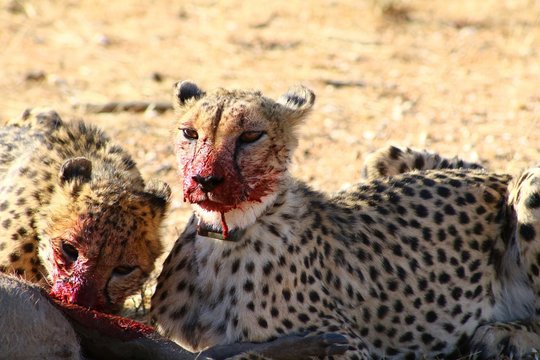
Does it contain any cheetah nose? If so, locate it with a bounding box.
[192,174,224,193]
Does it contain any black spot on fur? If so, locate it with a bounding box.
[286,94,306,106]
[376,162,387,176]
[389,146,402,160]
[22,242,34,253]
[258,317,268,328]
[419,189,433,200]
[483,190,496,203]
[414,155,425,169]
[282,319,293,329]
[243,280,254,292]
[436,186,451,198]
[414,204,429,218]
[9,253,20,262]
[519,223,536,242]
[231,259,240,274]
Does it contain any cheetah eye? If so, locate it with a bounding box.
[112,265,136,276]
[181,128,199,140]
[61,241,78,263]
[239,131,265,144]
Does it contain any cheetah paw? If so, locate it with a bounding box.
[471,322,540,359]
[199,332,349,360]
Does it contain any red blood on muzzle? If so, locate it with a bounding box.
[51,279,105,310]
[182,145,237,206]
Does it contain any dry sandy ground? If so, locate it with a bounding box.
[1,0,539,315]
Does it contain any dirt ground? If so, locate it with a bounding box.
[1,0,539,316]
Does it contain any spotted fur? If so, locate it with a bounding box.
[0,109,170,313]
[363,145,484,181]
[151,83,540,359]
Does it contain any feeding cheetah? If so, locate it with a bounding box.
[151,82,540,358]
[0,109,170,313]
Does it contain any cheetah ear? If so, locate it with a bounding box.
[174,81,205,107]
[59,157,92,184]
[276,85,316,124]
[142,180,171,212]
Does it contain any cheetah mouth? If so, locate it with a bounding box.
[184,182,249,211]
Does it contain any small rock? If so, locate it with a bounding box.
[177,8,188,19]
[458,26,477,37]
[151,72,164,82]
[94,34,111,46]
[6,0,24,14]
[24,70,46,82]
[362,131,376,140]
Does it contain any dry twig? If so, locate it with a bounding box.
[74,101,173,114]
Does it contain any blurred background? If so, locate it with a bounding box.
[1,0,539,314]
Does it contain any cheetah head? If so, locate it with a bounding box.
[174,81,315,237]
[37,157,171,313]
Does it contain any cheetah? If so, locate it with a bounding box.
[0,109,170,313]
[363,145,540,358]
[151,82,540,358]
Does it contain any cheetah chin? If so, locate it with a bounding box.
[192,193,278,240]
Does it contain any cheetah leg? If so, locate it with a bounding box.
[470,320,540,359]
[206,317,370,360]
[200,333,349,360]
[362,145,484,180]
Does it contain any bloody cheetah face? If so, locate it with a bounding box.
[37,158,170,313]
[173,81,315,232]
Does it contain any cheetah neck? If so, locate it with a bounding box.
[196,217,245,242]
[192,187,283,237]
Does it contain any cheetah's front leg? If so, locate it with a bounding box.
[201,332,349,360]
[470,320,540,359]
[217,314,370,360]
